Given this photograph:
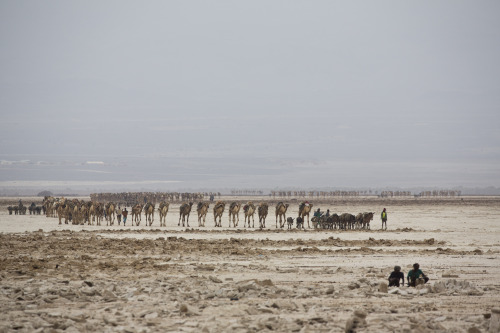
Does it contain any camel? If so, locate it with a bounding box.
[79,202,89,225]
[296,216,304,229]
[339,213,356,230]
[158,202,169,227]
[92,202,104,226]
[275,202,289,228]
[298,202,313,228]
[105,202,116,226]
[243,202,256,228]
[71,202,81,225]
[197,202,209,227]
[228,202,241,227]
[87,202,96,225]
[58,199,76,225]
[213,201,225,227]
[178,202,193,227]
[355,213,364,229]
[57,204,66,224]
[56,198,69,225]
[43,196,55,217]
[328,214,340,229]
[28,202,36,215]
[143,202,155,226]
[362,212,374,229]
[132,204,143,226]
[258,203,268,228]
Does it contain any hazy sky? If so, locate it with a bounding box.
[1,1,499,191]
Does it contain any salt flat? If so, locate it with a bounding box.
[1,196,499,332]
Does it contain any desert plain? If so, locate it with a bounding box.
[0,195,499,332]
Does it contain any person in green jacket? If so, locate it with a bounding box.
[381,208,388,230]
[407,263,429,287]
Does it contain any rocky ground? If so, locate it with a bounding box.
[1,228,499,333]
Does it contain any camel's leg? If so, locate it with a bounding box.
[186,214,190,227]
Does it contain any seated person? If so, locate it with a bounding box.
[407,263,429,287]
[388,265,404,287]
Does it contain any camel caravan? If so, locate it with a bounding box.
[37,195,376,231]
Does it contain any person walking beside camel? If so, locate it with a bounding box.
[116,207,122,225]
[381,208,388,229]
[122,208,128,226]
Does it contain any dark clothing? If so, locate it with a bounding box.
[388,271,404,287]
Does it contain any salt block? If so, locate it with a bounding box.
[388,288,400,295]
[490,308,500,332]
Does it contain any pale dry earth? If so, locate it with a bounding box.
[0,196,499,332]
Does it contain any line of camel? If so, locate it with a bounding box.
[41,196,376,230]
